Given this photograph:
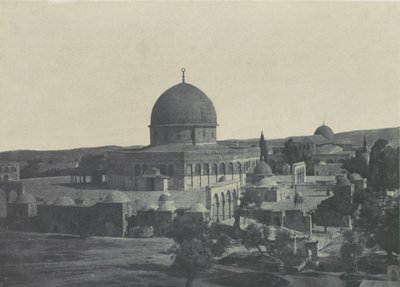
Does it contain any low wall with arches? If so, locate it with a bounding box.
[206,179,240,223]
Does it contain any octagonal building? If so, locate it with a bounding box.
[106,73,260,191]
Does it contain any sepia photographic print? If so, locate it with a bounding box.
[0,1,399,287]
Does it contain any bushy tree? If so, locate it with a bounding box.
[170,217,231,287]
[340,230,365,272]
[375,202,399,257]
[170,239,214,287]
[342,153,369,179]
[369,139,399,192]
[78,154,105,175]
[241,223,271,255]
[283,138,301,166]
[273,229,292,254]
[313,193,357,232]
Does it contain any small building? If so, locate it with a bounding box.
[333,174,354,204]
[314,161,344,177]
[349,173,367,191]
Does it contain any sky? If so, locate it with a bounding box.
[0,1,399,151]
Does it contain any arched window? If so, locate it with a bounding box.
[168,165,175,177]
[212,163,218,182]
[10,166,16,172]
[227,191,232,219]
[221,193,226,221]
[194,164,201,176]
[213,194,219,222]
[142,164,148,174]
[219,163,226,176]
[228,162,234,179]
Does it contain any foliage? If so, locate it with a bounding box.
[340,230,365,272]
[282,138,301,166]
[170,217,232,287]
[375,202,399,256]
[78,154,105,175]
[342,152,369,179]
[233,192,252,234]
[20,159,42,178]
[170,239,214,287]
[313,193,357,232]
[259,132,268,162]
[273,229,292,254]
[368,139,399,192]
[241,223,271,255]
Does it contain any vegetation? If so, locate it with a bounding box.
[273,229,292,254]
[311,193,357,232]
[170,216,231,287]
[282,138,301,166]
[342,152,369,179]
[241,223,271,256]
[340,230,365,272]
[368,139,399,193]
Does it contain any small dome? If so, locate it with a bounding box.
[253,161,273,176]
[102,191,130,203]
[318,161,327,165]
[53,196,75,206]
[157,201,176,212]
[15,193,36,204]
[150,83,217,127]
[336,177,351,186]
[314,124,334,141]
[256,177,278,188]
[186,202,207,213]
[349,173,363,181]
[141,203,158,211]
[159,193,172,202]
[218,176,227,182]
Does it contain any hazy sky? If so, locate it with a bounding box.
[0,1,399,151]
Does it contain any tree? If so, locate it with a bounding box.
[313,194,357,232]
[259,131,268,162]
[273,229,292,254]
[170,239,214,287]
[233,192,252,234]
[342,153,369,179]
[375,202,399,257]
[369,139,399,192]
[340,230,365,272]
[170,217,231,287]
[241,223,271,255]
[283,138,301,166]
[78,154,105,176]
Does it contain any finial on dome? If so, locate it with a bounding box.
[181,68,186,83]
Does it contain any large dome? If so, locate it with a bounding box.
[150,83,217,127]
[314,124,334,141]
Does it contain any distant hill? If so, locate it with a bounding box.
[0,146,125,163]
[219,126,400,148]
[0,126,397,166]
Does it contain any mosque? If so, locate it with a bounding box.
[107,69,260,191]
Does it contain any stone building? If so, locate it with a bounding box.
[269,123,356,165]
[0,161,20,182]
[314,161,345,176]
[333,174,355,204]
[107,74,259,191]
[349,173,367,191]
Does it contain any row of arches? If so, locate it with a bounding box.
[0,166,17,173]
[212,190,237,222]
[186,160,258,188]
